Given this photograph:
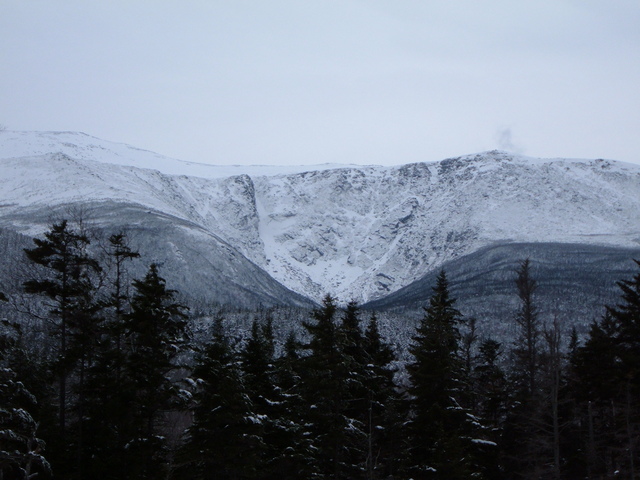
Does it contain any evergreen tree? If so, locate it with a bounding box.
[572,312,622,478]
[0,305,52,479]
[103,232,140,374]
[573,260,640,478]
[300,294,355,479]
[80,233,140,479]
[22,220,101,475]
[271,331,318,479]
[362,312,403,479]
[176,315,262,480]
[512,259,541,397]
[472,338,507,479]
[502,258,544,479]
[241,316,277,412]
[406,270,490,479]
[122,263,189,479]
[0,366,52,479]
[240,317,277,476]
[337,301,370,479]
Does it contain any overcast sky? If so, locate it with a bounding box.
[1,1,639,166]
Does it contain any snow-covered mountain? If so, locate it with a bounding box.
[1,130,639,308]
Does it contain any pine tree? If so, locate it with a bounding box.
[241,317,277,412]
[361,312,403,479]
[271,331,317,479]
[23,221,101,431]
[240,317,277,476]
[502,258,544,479]
[176,315,262,480]
[474,339,507,430]
[406,270,490,479]
[80,233,140,479]
[103,232,140,376]
[22,220,101,475]
[122,263,189,479]
[300,294,354,479]
[572,312,621,478]
[472,338,507,479]
[0,306,52,479]
[512,259,541,397]
[573,259,640,478]
[337,301,370,479]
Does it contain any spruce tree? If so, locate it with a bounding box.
[362,312,403,479]
[337,301,370,479]
[406,270,489,479]
[573,260,640,478]
[572,312,621,478]
[122,263,189,479]
[80,233,140,479]
[511,258,541,397]
[271,331,317,479]
[300,294,354,479]
[0,305,52,479]
[473,338,506,478]
[23,220,101,475]
[176,315,262,480]
[502,258,544,479]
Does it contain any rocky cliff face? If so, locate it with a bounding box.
[1,131,639,308]
[254,152,640,302]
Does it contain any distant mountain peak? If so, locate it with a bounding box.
[1,130,639,305]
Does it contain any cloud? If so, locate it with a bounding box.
[495,127,524,154]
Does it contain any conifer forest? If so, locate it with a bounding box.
[2,220,640,480]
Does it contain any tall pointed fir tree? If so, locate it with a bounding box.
[240,316,277,477]
[300,294,356,479]
[502,258,544,479]
[80,232,140,480]
[362,312,404,479]
[573,259,640,478]
[240,314,315,479]
[176,315,263,480]
[337,300,371,478]
[406,270,491,479]
[122,263,189,479]
[22,219,101,475]
[271,330,318,479]
[0,295,52,479]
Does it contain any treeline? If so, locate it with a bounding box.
[1,220,640,479]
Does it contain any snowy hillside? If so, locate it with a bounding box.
[254,152,640,302]
[1,130,639,305]
[0,130,363,179]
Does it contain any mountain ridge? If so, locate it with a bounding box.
[1,130,639,307]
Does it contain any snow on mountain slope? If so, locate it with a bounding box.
[0,152,266,267]
[1,131,639,305]
[0,130,363,178]
[254,152,640,302]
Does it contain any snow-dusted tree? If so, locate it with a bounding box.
[176,315,263,480]
[406,270,491,479]
[572,260,640,478]
[361,312,404,479]
[122,263,189,479]
[0,306,51,479]
[511,259,541,398]
[502,259,545,478]
[79,232,140,479]
[23,220,101,436]
[300,294,361,479]
[270,330,318,479]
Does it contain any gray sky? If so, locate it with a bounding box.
[2,1,639,166]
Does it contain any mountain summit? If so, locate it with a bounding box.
[1,130,639,307]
